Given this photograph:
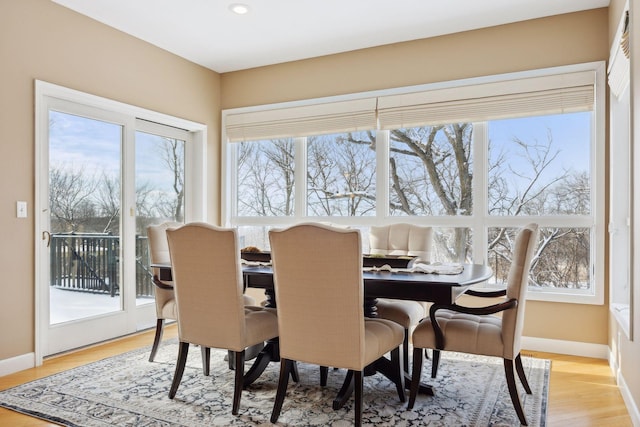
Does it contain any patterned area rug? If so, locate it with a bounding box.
[0,340,549,426]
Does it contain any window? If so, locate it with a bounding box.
[222,62,605,304]
[608,2,633,339]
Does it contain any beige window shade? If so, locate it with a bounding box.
[226,98,377,142]
[377,71,595,129]
[608,10,630,100]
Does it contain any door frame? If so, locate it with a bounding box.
[34,80,207,364]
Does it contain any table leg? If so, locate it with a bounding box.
[243,338,279,387]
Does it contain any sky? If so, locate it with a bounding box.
[49,110,181,192]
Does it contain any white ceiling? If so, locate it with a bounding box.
[52,0,609,73]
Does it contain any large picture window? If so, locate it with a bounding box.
[222,62,605,304]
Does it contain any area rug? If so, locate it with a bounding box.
[0,339,549,426]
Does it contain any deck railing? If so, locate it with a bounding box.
[49,233,153,298]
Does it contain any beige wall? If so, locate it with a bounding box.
[0,0,221,360]
[221,9,611,346]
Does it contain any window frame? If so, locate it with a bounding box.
[222,61,605,305]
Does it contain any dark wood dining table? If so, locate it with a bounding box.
[151,261,493,403]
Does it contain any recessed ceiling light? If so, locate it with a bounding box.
[229,3,249,15]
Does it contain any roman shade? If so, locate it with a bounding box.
[224,68,595,142]
[377,71,595,129]
[226,98,378,142]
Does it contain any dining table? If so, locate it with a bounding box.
[151,259,493,405]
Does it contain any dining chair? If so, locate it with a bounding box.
[269,223,405,427]
[165,222,279,415]
[147,221,187,363]
[147,222,257,373]
[408,223,539,426]
[369,223,434,370]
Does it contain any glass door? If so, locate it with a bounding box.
[134,121,187,310]
[43,105,135,356]
[36,82,204,360]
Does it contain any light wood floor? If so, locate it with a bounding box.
[0,325,633,426]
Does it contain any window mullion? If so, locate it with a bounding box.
[376,130,390,218]
[294,137,307,219]
[472,122,488,264]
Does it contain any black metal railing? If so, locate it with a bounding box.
[49,233,153,298]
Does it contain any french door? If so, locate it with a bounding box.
[36,82,200,359]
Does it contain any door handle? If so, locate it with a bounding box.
[42,231,51,248]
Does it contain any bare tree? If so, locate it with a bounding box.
[238,139,295,216]
[307,133,376,216]
[49,166,98,232]
[157,138,184,222]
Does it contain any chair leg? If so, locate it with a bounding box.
[402,328,410,373]
[431,349,440,378]
[227,350,235,370]
[270,358,293,423]
[201,346,210,376]
[354,370,363,427]
[148,318,165,362]
[232,350,246,415]
[320,366,328,386]
[504,358,528,426]
[408,347,423,409]
[515,354,532,394]
[391,346,405,402]
[169,342,189,399]
[291,361,299,383]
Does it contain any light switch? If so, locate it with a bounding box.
[17,201,27,218]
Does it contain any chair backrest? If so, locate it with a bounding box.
[369,223,433,263]
[269,223,366,371]
[166,222,247,351]
[502,223,539,358]
[147,221,182,317]
[148,221,182,274]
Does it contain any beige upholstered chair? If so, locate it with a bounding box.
[369,223,433,370]
[408,223,539,426]
[147,222,257,372]
[166,223,278,415]
[147,221,184,363]
[269,223,405,426]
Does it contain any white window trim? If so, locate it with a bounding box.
[221,61,605,305]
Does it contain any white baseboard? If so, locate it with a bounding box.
[521,336,609,359]
[611,352,640,427]
[0,352,35,377]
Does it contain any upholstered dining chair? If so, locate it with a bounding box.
[269,223,406,427]
[147,222,257,373]
[408,223,539,426]
[147,221,185,363]
[369,223,434,370]
[166,222,279,415]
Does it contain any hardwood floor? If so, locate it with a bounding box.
[0,325,633,426]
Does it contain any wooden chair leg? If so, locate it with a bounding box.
[227,350,235,370]
[148,318,164,362]
[504,358,528,426]
[232,350,245,415]
[201,346,210,376]
[270,358,293,423]
[515,354,532,394]
[169,342,189,399]
[402,328,410,373]
[354,370,363,427]
[391,346,405,402]
[431,349,440,378]
[408,346,423,409]
[320,366,328,386]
